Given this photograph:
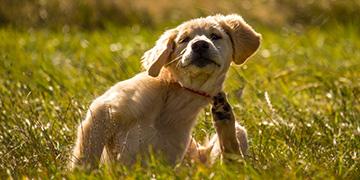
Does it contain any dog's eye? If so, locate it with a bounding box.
[179,36,190,44]
[210,33,222,41]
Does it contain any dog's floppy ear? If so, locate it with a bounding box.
[141,29,177,77]
[215,14,261,65]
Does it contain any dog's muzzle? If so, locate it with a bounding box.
[190,40,218,67]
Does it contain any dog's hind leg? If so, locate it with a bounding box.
[184,137,210,163]
[184,92,247,164]
[70,102,114,170]
[209,92,248,162]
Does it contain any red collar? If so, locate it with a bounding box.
[168,82,212,98]
[182,86,212,98]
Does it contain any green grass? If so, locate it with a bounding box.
[0,23,359,179]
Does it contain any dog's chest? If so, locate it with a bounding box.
[107,95,208,165]
[108,118,191,165]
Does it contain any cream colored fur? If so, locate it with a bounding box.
[70,14,261,169]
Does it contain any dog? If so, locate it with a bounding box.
[70,14,261,169]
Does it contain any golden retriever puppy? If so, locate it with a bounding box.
[70,14,261,169]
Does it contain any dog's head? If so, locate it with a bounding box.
[142,14,261,95]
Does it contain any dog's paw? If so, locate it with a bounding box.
[211,92,233,122]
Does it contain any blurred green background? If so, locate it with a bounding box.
[1,0,360,28]
[0,0,359,179]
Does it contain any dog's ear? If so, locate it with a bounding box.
[215,14,261,65]
[141,29,177,77]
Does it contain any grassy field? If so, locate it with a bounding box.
[0,22,359,179]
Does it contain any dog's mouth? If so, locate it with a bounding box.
[183,53,221,68]
[190,57,220,67]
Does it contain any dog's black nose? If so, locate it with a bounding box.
[191,40,209,53]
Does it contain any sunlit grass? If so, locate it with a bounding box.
[0,23,359,178]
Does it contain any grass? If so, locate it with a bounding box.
[2,0,360,28]
[0,22,359,179]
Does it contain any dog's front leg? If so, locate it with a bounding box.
[70,103,113,170]
[211,92,246,159]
